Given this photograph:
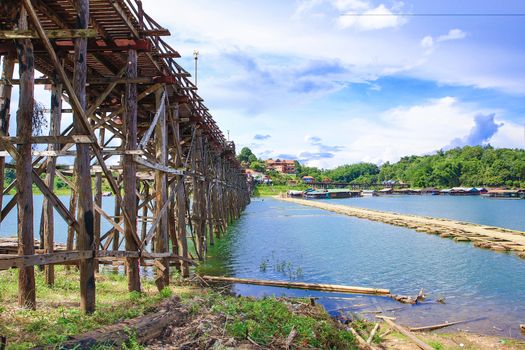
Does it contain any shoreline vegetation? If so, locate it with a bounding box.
[2,268,525,350]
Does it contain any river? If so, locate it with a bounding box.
[202,196,525,339]
[2,194,525,338]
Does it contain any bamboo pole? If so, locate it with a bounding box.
[200,276,390,296]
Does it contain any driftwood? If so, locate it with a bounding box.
[31,297,186,349]
[285,325,297,350]
[377,316,433,350]
[200,275,390,296]
[367,323,380,344]
[347,327,380,350]
[409,318,482,332]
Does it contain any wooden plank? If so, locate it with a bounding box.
[201,276,391,296]
[1,135,92,144]
[133,155,184,174]
[123,48,141,292]
[0,251,93,270]
[0,29,98,39]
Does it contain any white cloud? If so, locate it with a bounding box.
[420,35,433,49]
[437,29,467,42]
[337,4,405,31]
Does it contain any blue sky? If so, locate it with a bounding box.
[7,0,525,168]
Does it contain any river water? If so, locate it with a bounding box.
[2,195,525,338]
[204,197,525,339]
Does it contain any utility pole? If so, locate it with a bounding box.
[193,50,199,87]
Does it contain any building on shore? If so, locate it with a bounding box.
[482,189,525,199]
[265,159,296,174]
[302,175,315,184]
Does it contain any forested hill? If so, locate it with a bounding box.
[296,146,525,188]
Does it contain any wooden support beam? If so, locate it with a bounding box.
[94,128,105,272]
[72,0,96,314]
[0,51,15,225]
[1,135,92,144]
[154,87,169,290]
[42,79,62,285]
[15,6,36,309]
[0,29,97,39]
[123,48,141,292]
[174,116,189,277]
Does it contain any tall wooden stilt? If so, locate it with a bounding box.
[154,88,169,290]
[15,5,36,309]
[0,51,15,225]
[42,78,62,285]
[73,0,96,313]
[94,127,105,272]
[123,48,141,292]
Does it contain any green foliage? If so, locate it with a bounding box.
[294,146,525,188]
[378,145,525,188]
[237,147,256,164]
[210,296,357,349]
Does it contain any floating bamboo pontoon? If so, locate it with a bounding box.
[0,0,250,313]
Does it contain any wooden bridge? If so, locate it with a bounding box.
[0,0,250,313]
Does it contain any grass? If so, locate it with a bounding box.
[0,267,178,349]
[0,266,362,350]
[181,290,359,349]
[254,184,308,197]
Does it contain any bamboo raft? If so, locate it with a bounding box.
[278,197,525,257]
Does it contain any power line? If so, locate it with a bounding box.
[340,13,525,17]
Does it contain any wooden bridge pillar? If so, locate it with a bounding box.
[15,5,36,309]
[154,87,169,290]
[123,48,141,292]
[72,0,96,313]
[41,77,63,285]
[0,50,15,224]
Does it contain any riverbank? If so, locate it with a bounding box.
[0,267,360,349]
[2,267,524,349]
[277,196,525,257]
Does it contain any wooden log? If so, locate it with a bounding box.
[174,119,189,277]
[15,5,36,310]
[409,318,482,332]
[377,316,433,350]
[347,327,380,350]
[123,48,141,293]
[367,323,380,344]
[0,50,15,225]
[30,296,186,350]
[42,79,62,285]
[200,276,390,295]
[94,128,104,272]
[72,0,96,314]
[154,87,169,290]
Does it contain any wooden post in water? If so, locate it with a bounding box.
[42,77,62,285]
[72,0,96,313]
[123,48,141,292]
[154,87,169,290]
[15,5,36,309]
